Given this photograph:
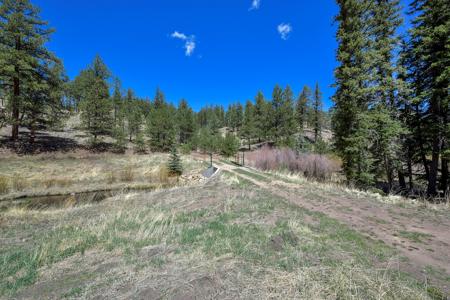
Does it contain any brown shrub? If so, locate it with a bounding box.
[246,146,340,181]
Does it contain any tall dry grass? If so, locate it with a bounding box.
[246,146,340,181]
[0,176,9,194]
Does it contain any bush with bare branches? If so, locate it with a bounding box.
[246,146,340,181]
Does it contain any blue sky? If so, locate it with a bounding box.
[34,0,411,111]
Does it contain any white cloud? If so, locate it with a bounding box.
[185,40,196,56]
[277,23,292,40]
[171,31,196,56]
[171,31,188,40]
[249,0,261,10]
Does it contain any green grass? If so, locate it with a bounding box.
[233,168,271,183]
[63,287,83,298]
[397,230,434,244]
[0,173,435,299]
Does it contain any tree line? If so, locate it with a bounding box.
[3,0,446,198]
[332,0,449,196]
[0,0,328,158]
[67,54,327,156]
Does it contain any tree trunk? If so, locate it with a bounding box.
[440,157,448,194]
[384,155,393,192]
[11,37,21,141]
[415,106,430,179]
[427,138,440,196]
[11,77,20,140]
[30,117,36,145]
[407,150,413,192]
[398,169,406,192]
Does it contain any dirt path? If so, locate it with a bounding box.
[213,160,450,294]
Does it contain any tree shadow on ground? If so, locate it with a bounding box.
[0,131,84,154]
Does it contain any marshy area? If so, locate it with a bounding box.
[0,152,206,210]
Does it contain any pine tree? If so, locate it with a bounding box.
[112,123,126,153]
[147,89,176,151]
[281,85,296,145]
[177,99,196,144]
[406,0,450,195]
[167,146,183,176]
[197,127,220,156]
[79,55,112,142]
[0,0,64,140]
[367,0,405,192]
[134,131,146,153]
[296,86,311,131]
[226,103,243,132]
[154,87,165,109]
[332,0,374,186]
[253,91,268,142]
[125,89,142,142]
[312,83,323,143]
[241,100,256,149]
[68,69,93,112]
[271,85,295,146]
[112,78,123,123]
[221,132,240,158]
[271,85,284,142]
[25,61,66,143]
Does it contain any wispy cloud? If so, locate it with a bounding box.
[171,31,196,56]
[277,23,292,40]
[249,0,261,10]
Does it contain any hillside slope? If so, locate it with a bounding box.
[1,158,448,299]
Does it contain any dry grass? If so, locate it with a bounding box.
[0,173,438,299]
[11,175,27,192]
[0,175,9,194]
[0,153,202,200]
[266,170,450,213]
[119,166,134,182]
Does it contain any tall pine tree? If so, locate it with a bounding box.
[79,55,112,142]
[406,0,450,195]
[0,0,64,140]
[312,83,323,143]
[296,86,311,131]
[332,0,374,186]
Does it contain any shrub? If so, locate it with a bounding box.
[246,146,340,181]
[0,176,9,194]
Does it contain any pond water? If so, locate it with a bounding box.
[0,186,161,211]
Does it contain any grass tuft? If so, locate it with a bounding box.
[0,175,9,194]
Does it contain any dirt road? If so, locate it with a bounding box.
[213,160,450,294]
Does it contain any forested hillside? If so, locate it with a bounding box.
[0,0,449,199]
